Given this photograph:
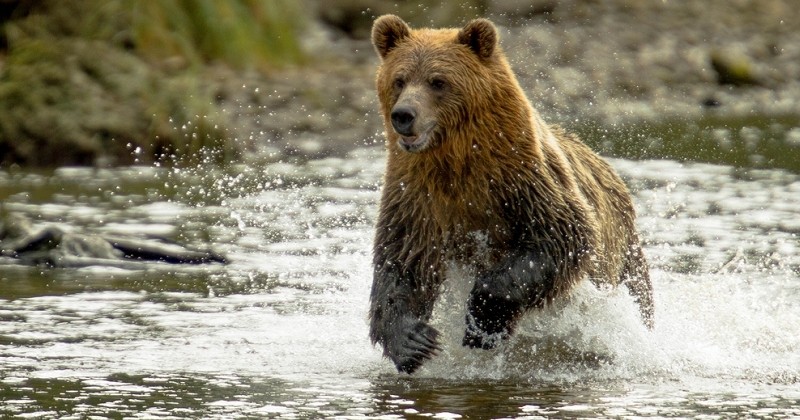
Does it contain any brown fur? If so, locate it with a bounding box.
[369,15,653,374]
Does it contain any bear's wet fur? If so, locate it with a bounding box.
[369,15,653,374]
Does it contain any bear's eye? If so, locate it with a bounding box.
[430,78,446,91]
[393,78,405,90]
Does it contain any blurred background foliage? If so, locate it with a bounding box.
[0,0,305,167]
[0,0,797,170]
[131,0,305,71]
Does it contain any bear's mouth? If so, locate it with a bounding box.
[397,124,436,153]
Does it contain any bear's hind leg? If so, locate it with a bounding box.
[621,244,654,329]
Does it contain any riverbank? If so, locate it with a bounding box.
[230,0,800,169]
[1,0,798,168]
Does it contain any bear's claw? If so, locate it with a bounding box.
[385,316,441,374]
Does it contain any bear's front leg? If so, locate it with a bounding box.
[463,249,557,349]
[369,266,442,373]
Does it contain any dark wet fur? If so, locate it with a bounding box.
[463,249,557,349]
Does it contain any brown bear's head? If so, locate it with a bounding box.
[372,15,510,154]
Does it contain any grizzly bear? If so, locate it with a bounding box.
[368,15,654,374]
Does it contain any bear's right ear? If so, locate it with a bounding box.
[457,18,497,60]
[372,15,411,60]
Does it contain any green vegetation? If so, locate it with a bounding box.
[131,0,305,71]
[0,0,304,167]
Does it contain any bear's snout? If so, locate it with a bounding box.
[390,106,416,137]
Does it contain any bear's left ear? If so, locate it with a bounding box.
[457,18,497,60]
[372,15,411,60]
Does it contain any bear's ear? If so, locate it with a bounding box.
[457,18,497,59]
[372,15,411,60]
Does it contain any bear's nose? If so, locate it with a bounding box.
[390,107,416,136]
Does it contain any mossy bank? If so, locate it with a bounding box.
[0,0,303,167]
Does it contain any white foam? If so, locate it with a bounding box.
[414,262,800,385]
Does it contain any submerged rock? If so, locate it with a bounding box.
[0,214,227,268]
[710,49,763,86]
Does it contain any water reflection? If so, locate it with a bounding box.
[371,378,578,418]
[1,374,291,418]
[6,373,798,418]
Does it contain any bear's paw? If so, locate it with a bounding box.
[384,315,442,374]
[463,284,521,349]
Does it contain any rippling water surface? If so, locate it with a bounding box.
[1,147,799,418]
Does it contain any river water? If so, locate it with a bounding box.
[1,145,799,418]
